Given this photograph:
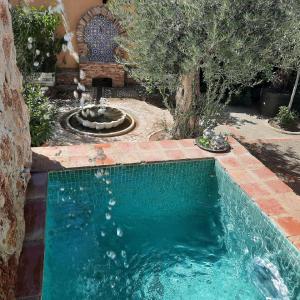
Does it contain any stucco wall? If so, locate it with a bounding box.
[11,0,106,69]
[0,1,32,299]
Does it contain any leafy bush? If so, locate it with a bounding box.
[23,84,57,146]
[11,6,62,76]
[275,106,298,128]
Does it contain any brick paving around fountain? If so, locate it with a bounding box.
[48,97,173,146]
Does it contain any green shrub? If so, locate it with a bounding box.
[11,6,62,76]
[275,106,298,128]
[23,84,57,146]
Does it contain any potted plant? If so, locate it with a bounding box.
[259,69,300,117]
[260,2,300,118]
[267,65,300,133]
[268,106,300,133]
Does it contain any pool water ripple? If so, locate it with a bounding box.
[43,160,300,299]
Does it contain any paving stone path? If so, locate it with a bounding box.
[216,106,300,195]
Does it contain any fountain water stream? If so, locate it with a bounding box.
[94,169,132,296]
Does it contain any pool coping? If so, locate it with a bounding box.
[16,137,300,299]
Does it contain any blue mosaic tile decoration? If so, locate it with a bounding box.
[84,15,118,63]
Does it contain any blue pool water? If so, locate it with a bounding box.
[43,160,300,300]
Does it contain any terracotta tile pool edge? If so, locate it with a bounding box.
[17,138,300,299]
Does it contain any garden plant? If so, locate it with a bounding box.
[11,5,62,76]
[23,84,57,146]
[275,0,300,112]
[271,1,300,129]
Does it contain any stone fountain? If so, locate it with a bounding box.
[64,93,135,137]
[76,105,126,130]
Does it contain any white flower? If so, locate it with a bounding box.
[36,49,40,55]
[27,43,33,50]
[28,37,33,43]
[46,52,50,57]
[73,78,78,84]
[73,90,79,99]
[33,61,39,67]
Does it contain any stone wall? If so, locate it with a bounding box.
[0,1,32,299]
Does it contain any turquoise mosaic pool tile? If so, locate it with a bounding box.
[48,159,215,189]
[215,160,300,298]
[44,158,300,299]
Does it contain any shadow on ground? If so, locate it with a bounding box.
[238,138,300,195]
[222,105,265,128]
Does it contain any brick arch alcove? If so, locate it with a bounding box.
[76,5,125,88]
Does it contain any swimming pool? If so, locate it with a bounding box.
[43,159,300,299]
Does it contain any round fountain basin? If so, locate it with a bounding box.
[76,106,126,130]
[62,106,136,137]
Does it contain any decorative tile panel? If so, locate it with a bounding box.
[84,15,118,63]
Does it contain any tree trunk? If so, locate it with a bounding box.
[288,68,300,111]
[172,70,200,138]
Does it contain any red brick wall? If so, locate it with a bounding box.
[80,63,125,87]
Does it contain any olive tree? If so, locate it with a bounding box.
[275,0,300,111]
[110,0,287,138]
